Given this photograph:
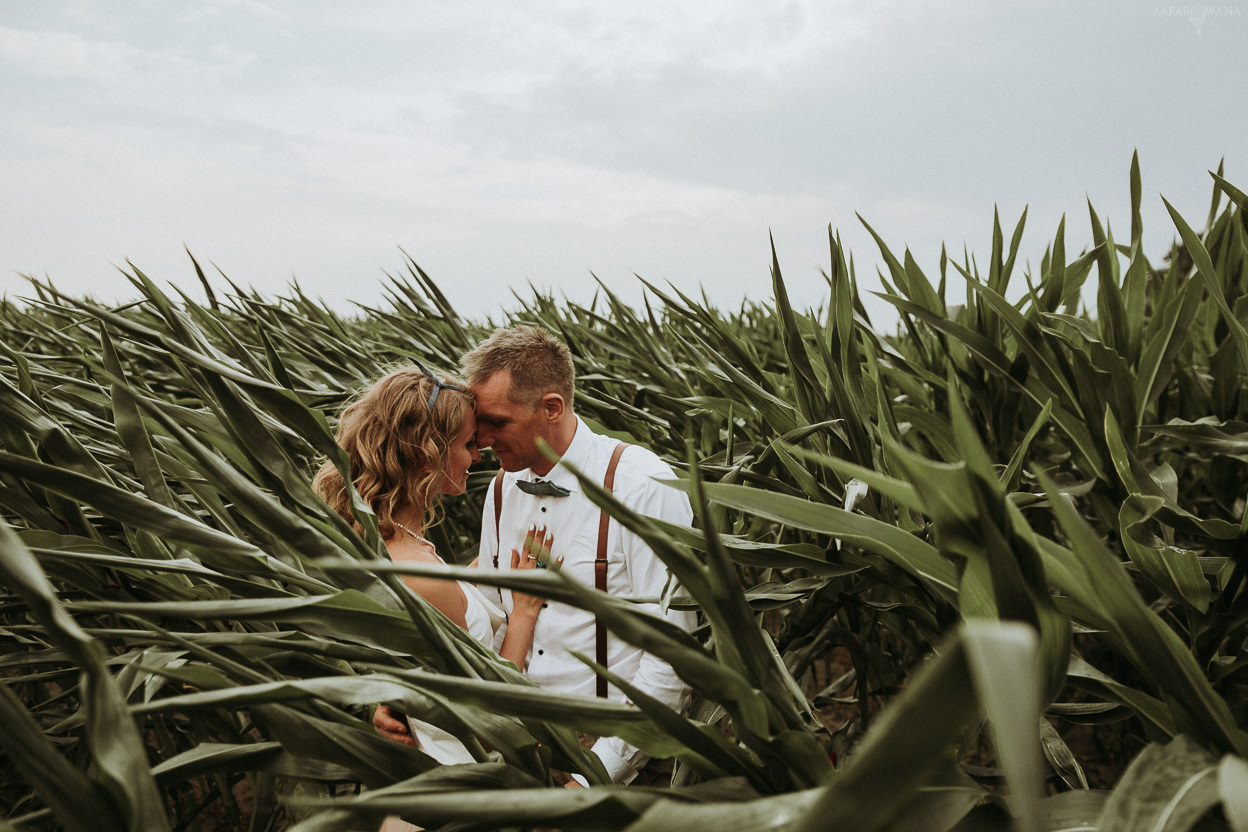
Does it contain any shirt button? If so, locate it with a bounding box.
[541,506,547,512]
[537,649,544,655]
[542,603,549,609]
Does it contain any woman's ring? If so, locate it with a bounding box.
[526,554,537,560]
[536,561,547,569]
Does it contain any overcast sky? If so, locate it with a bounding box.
[2,1,1244,328]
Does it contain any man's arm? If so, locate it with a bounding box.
[593,459,696,784]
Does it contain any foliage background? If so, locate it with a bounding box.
[2,155,1248,831]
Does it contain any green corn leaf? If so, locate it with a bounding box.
[1039,790,1110,832]
[779,443,921,511]
[670,479,957,601]
[1090,202,1129,355]
[0,521,170,831]
[1146,418,1248,461]
[1119,495,1212,614]
[151,741,358,784]
[0,452,337,593]
[885,291,1106,481]
[1043,216,1069,313]
[1134,276,1205,411]
[962,621,1044,831]
[1131,150,1145,248]
[1210,170,1248,213]
[1040,716,1089,791]
[248,702,437,789]
[0,680,125,832]
[624,787,821,832]
[771,235,829,425]
[1036,468,1248,756]
[571,652,772,788]
[1001,398,1052,491]
[71,591,464,665]
[859,214,943,314]
[1064,653,1177,739]
[1104,410,1238,540]
[285,764,690,831]
[1096,736,1220,832]
[553,560,780,745]
[100,327,176,509]
[795,623,1035,832]
[1218,754,1248,831]
[1164,196,1248,370]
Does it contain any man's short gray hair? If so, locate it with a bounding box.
[461,325,575,407]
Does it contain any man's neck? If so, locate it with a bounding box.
[529,415,578,477]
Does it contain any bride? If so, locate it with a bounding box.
[313,362,549,760]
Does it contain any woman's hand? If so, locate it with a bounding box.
[498,525,555,672]
[372,704,415,746]
[510,524,554,616]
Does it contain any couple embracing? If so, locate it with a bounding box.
[314,325,695,788]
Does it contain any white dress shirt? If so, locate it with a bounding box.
[477,416,695,783]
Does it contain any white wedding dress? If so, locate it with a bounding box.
[379,571,507,832]
[403,579,507,763]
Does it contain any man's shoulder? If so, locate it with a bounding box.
[616,440,671,470]
[610,441,682,492]
[570,420,681,488]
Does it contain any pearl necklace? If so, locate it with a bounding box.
[393,521,433,548]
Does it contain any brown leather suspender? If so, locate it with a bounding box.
[492,469,505,568]
[493,441,629,698]
[594,441,628,697]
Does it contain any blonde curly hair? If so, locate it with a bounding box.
[313,364,473,538]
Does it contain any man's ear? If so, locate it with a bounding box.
[539,392,565,421]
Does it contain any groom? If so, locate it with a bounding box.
[375,325,695,785]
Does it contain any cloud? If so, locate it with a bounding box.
[176,0,286,24]
[2,0,1242,329]
[0,24,254,90]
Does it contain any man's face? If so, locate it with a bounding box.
[470,369,550,472]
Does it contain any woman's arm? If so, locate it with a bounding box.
[498,526,553,670]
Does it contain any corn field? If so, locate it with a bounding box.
[3,154,1248,831]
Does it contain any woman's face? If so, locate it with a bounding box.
[439,410,481,495]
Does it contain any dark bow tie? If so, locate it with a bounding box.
[516,478,572,497]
